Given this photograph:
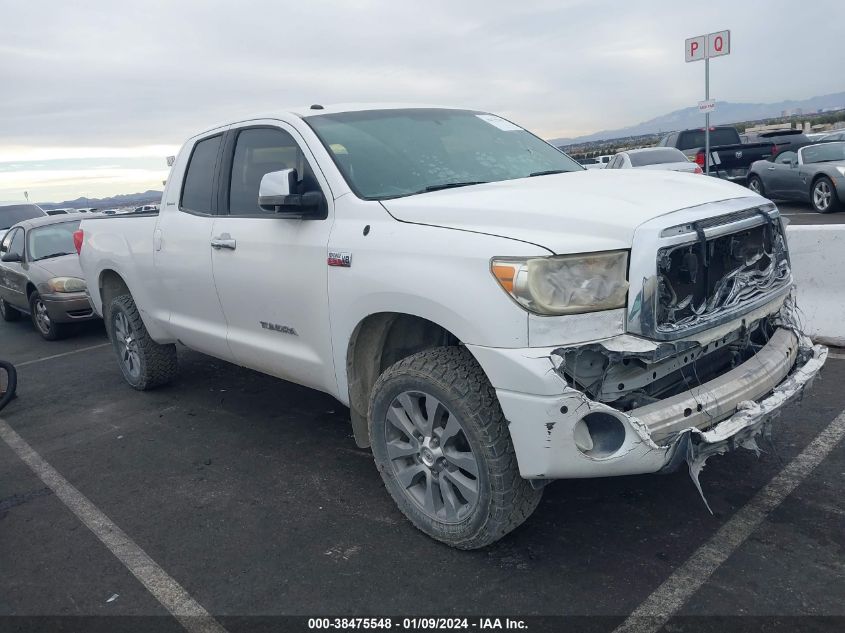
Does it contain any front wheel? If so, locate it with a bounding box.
[0,298,21,322]
[747,174,765,197]
[812,177,840,213]
[108,294,178,390]
[29,292,64,340]
[0,360,17,412]
[369,347,542,549]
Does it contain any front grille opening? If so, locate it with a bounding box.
[655,219,789,333]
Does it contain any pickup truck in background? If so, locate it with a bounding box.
[658,126,774,184]
[76,105,826,548]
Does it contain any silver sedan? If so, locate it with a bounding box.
[605,147,703,174]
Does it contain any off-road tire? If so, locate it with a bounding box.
[108,294,178,390]
[369,346,542,549]
[0,298,21,322]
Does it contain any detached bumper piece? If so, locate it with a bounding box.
[632,327,799,442]
[496,297,827,483]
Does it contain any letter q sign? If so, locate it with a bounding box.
[686,30,730,62]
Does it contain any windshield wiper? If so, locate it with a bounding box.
[423,181,489,192]
[34,252,72,261]
[529,169,570,177]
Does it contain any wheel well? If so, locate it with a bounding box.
[811,173,831,187]
[98,270,131,324]
[25,282,37,300]
[346,313,460,448]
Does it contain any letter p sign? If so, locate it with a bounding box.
[685,35,706,62]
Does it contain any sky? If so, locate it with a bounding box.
[1,0,843,203]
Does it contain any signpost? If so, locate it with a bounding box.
[685,30,731,174]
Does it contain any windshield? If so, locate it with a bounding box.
[27,220,81,261]
[0,204,45,230]
[304,108,582,200]
[801,142,845,164]
[629,148,687,167]
[676,128,739,150]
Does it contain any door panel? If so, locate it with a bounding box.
[0,229,28,310]
[766,152,802,198]
[210,122,336,395]
[154,132,234,361]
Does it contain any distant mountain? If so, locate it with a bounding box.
[40,190,162,210]
[550,91,845,145]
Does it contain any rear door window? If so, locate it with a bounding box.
[181,135,223,214]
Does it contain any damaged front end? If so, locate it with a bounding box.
[486,200,826,494]
[544,203,826,502]
[551,296,826,507]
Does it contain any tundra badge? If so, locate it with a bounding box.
[260,321,298,336]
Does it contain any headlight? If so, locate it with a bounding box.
[491,250,629,315]
[46,277,87,293]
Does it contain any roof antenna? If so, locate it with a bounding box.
[310,104,325,110]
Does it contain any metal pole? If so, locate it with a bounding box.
[704,56,710,175]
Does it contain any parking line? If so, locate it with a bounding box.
[613,410,845,633]
[0,417,229,633]
[16,343,110,367]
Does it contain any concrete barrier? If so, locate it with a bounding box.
[786,224,845,347]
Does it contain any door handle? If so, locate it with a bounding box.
[767,166,776,170]
[210,234,237,250]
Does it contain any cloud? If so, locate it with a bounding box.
[0,0,843,200]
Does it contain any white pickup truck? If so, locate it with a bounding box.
[77,104,826,548]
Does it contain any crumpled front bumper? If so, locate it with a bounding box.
[466,306,827,481]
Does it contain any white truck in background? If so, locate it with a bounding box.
[77,105,826,548]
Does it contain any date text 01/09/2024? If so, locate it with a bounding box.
[307,617,528,630]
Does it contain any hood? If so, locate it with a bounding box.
[28,253,84,282]
[381,169,759,254]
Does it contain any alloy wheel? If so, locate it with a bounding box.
[814,180,832,211]
[34,299,51,334]
[384,391,480,524]
[113,311,141,379]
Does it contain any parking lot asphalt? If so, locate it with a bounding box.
[1,312,844,632]
[776,200,845,224]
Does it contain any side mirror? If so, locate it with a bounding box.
[1,252,22,263]
[258,169,327,219]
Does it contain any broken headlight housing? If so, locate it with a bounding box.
[491,250,629,315]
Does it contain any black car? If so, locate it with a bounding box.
[658,126,773,183]
[0,203,47,241]
[743,129,810,157]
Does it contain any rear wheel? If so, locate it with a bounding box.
[369,346,542,549]
[747,174,765,197]
[812,177,840,213]
[108,294,178,390]
[29,292,64,340]
[0,298,21,322]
